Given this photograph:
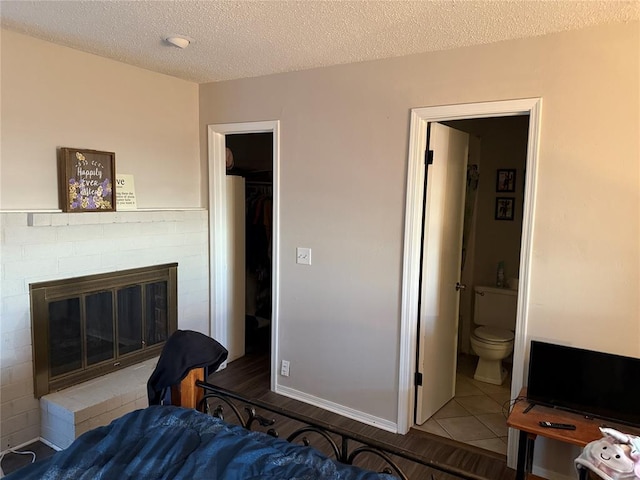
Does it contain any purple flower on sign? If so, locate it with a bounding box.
[101,179,110,197]
[66,171,113,210]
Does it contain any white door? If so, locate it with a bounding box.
[225,175,246,362]
[415,123,469,425]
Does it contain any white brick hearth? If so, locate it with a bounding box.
[0,210,209,449]
[40,359,156,449]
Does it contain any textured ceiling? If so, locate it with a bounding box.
[1,1,638,84]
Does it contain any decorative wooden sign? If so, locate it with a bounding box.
[58,148,116,212]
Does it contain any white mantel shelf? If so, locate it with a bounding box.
[27,211,206,227]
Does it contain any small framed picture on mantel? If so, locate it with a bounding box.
[58,147,116,212]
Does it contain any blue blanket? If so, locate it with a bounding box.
[9,406,395,479]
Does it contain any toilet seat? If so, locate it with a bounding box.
[473,326,514,344]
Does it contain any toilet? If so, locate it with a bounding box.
[470,286,517,385]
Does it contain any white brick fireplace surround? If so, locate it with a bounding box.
[0,210,209,449]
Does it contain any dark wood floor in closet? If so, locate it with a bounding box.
[207,353,517,480]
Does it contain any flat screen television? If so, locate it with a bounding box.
[527,340,640,427]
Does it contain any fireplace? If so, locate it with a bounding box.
[30,264,177,397]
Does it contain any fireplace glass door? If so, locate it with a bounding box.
[31,264,177,397]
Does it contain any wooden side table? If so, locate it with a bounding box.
[506,388,640,480]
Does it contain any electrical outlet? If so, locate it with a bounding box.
[280,360,290,377]
[296,247,311,265]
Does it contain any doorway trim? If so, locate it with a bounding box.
[398,99,541,467]
[207,120,280,391]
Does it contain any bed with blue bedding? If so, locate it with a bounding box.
[8,405,394,480]
[9,330,490,479]
[9,372,488,480]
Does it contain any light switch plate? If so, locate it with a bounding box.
[296,247,311,265]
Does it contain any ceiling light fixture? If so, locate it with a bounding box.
[165,35,191,49]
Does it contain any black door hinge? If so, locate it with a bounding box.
[414,372,423,386]
[425,150,434,165]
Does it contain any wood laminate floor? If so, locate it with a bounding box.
[0,441,56,476]
[2,353,517,479]
[208,352,517,480]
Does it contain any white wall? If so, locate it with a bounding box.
[0,30,205,448]
[0,29,201,210]
[200,21,639,477]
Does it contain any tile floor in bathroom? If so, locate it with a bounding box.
[413,354,514,456]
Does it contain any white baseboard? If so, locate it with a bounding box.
[0,438,40,479]
[0,438,40,457]
[38,437,62,452]
[275,384,398,433]
[0,436,62,462]
[0,436,63,478]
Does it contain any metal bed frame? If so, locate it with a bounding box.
[195,380,493,480]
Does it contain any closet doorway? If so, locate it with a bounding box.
[226,133,273,358]
[207,121,280,391]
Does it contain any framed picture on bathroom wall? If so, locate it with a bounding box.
[496,168,516,192]
[495,197,515,221]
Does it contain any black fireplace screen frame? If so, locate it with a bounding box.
[30,263,178,398]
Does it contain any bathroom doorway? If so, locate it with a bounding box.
[399,98,541,469]
[414,115,529,454]
[443,116,528,368]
